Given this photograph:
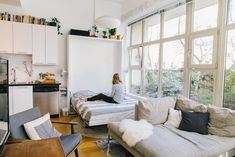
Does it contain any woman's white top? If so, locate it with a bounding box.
[111,83,124,103]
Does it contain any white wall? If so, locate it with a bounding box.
[0,0,122,86]
[68,36,122,94]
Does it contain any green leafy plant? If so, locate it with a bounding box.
[109,28,116,36]
[47,17,63,35]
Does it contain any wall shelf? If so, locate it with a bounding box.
[68,35,122,43]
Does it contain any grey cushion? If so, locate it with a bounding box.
[176,94,207,113]
[137,97,176,125]
[60,134,82,155]
[9,107,42,139]
[208,106,235,137]
[35,120,61,139]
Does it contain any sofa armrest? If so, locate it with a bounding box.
[51,121,78,134]
[6,138,30,144]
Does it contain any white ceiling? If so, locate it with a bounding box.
[0,0,21,6]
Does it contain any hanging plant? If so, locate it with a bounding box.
[47,17,63,35]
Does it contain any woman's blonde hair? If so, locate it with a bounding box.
[112,73,122,84]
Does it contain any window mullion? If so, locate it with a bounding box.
[158,13,164,97]
[184,2,193,97]
[140,21,145,95]
[214,0,228,106]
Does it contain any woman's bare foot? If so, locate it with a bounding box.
[79,97,87,102]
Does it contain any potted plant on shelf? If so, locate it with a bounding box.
[47,17,63,35]
[89,25,99,37]
[102,30,107,38]
[109,28,116,39]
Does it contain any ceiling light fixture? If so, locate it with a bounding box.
[95,16,121,29]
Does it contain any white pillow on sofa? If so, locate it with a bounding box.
[137,97,176,125]
[164,108,182,128]
[24,113,61,140]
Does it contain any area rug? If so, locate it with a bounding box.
[96,139,134,157]
[71,116,108,139]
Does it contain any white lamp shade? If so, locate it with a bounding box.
[95,16,121,29]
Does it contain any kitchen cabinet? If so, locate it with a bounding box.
[33,25,46,65]
[0,21,58,65]
[13,22,32,55]
[33,25,58,65]
[0,21,13,53]
[9,86,33,115]
[46,26,58,65]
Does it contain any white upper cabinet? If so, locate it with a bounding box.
[0,21,13,53]
[33,25,46,65]
[46,26,58,65]
[13,22,33,54]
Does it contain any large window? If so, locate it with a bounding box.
[164,5,186,38]
[228,0,235,24]
[143,44,159,97]
[144,15,161,42]
[224,30,235,109]
[193,0,218,31]
[127,0,235,108]
[162,40,185,96]
[190,71,214,105]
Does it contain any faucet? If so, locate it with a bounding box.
[11,68,16,83]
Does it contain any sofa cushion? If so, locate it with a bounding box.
[164,108,182,128]
[24,113,61,140]
[179,111,209,135]
[137,97,176,125]
[176,94,207,113]
[208,106,235,137]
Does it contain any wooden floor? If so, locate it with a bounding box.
[52,115,106,157]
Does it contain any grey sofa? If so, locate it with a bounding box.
[108,97,235,157]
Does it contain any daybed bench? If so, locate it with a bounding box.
[108,95,235,157]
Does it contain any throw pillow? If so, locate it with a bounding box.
[164,108,182,128]
[208,106,235,137]
[179,111,209,135]
[24,113,61,140]
[176,94,207,113]
[137,97,176,125]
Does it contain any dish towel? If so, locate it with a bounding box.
[119,119,153,147]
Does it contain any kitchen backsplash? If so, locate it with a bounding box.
[0,54,66,85]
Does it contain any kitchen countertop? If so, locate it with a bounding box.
[8,82,61,86]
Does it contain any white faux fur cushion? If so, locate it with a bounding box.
[164,108,182,128]
[119,119,153,147]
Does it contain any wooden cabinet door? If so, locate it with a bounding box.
[46,26,58,65]
[11,86,33,115]
[13,22,33,54]
[33,25,46,65]
[0,21,13,53]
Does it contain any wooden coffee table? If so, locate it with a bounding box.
[1,138,65,157]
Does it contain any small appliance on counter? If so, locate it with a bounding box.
[35,72,57,84]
